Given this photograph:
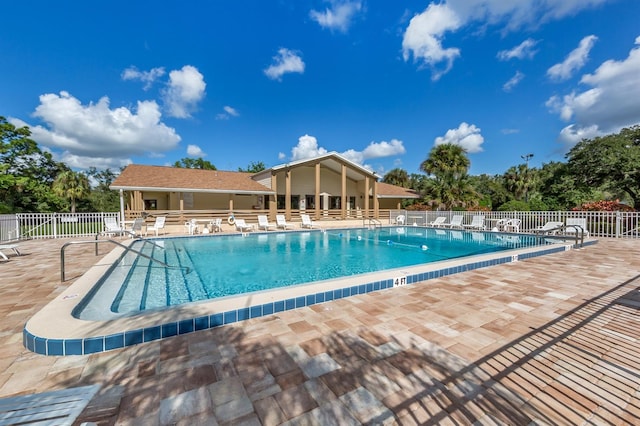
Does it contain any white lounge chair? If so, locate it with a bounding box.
[463,215,485,230]
[276,214,293,230]
[102,217,124,237]
[300,214,318,229]
[130,217,147,237]
[257,215,276,231]
[566,218,589,237]
[445,215,464,229]
[235,218,254,232]
[429,216,447,227]
[0,244,21,261]
[147,216,166,236]
[533,221,564,235]
[504,218,521,233]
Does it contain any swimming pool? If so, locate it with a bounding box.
[74,227,553,320]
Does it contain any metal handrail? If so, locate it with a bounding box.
[534,224,585,247]
[364,218,382,229]
[60,238,188,282]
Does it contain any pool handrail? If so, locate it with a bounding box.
[60,238,188,282]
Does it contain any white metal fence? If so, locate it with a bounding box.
[0,212,120,242]
[390,210,640,239]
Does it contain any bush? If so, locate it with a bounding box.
[497,200,530,211]
[574,200,635,211]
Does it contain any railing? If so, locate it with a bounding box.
[390,210,640,239]
[0,212,120,241]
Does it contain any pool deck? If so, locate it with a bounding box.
[1,224,639,425]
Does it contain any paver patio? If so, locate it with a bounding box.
[0,231,639,425]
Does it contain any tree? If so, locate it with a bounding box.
[52,170,90,213]
[86,167,120,211]
[1,116,68,212]
[238,161,266,173]
[419,144,478,209]
[173,157,217,170]
[382,168,409,187]
[567,125,640,208]
[503,164,534,201]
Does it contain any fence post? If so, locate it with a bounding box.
[615,211,621,238]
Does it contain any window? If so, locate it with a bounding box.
[305,195,316,209]
[277,195,300,209]
[144,199,157,210]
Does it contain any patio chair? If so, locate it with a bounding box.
[276,214,293,230]
[185,219,199,235]
[463,215,485,230]
[211,218,222,232]
[428,216,447,227]
[504,218,521,233]
[148,216,166,236]
[102,217,124,237]
[0,244,21,261]
[257,215,277,231]
[129,217,147,237]
[445,215,464,229]
[395,215,405,225]
[235,218,254,232]
[301,214,318,229]
[565,218,590,237]
[533,221,564,235]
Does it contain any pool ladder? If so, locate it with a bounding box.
[364,218,382,230]
[59,237,188,282]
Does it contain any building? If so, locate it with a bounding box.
[110,152,419,221]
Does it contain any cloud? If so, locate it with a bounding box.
[121,66,165,90]
[434,122,484,153]
[402,1,608,80]
[264,48,305,81]
[162,65,206,118]
[503,71,525,92]
[216,105,240,120]
[547,35,598,81]
[187,144,206,157]
[14,90,180,169]
[291,134,328,161]
[497,38,539,61]
[546,36,640,146]
[310,0,362,33]
[401,3,462,81]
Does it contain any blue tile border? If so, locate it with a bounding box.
[24,240,595,356]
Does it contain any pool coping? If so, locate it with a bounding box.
[23,230,598,356]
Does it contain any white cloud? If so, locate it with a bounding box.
[14,90,181,169]
[401,3,462,81]
[278,152,286,160]
[503,71,525,92]
[497,38,539,61]
[547,36,640,147]
[402,1,608,80]
[162,65,206,118]
[121,66,165,90]
[291,134,328,161]
[547,35,598,81]
[216,105,240,120]
[310,0,362,33]
[434,122,484,153]
[187,144,206,157]
[264,48,305,81]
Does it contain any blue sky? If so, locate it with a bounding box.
[2,1,639,177]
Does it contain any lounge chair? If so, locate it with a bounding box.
[147,216,166,236]
[130,217,147,237]
[504,218,521,233]
[257,215,277,231]
[445,215,464,229]
[300,214,318,229]
[0,244,21,261]
[429,216,447,227]
[102,217,124,237]
[463,215,485,230]
[276,214,293,230]
[565,218,590,237]
[533,221,564,235]
[235,218,254,232]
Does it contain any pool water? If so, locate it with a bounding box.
[75,227,549,319]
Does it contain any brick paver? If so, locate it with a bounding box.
[1,233,639,424]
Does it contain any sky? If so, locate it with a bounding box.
[2,0,639,178]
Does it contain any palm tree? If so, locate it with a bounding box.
[382,168,410,188]
[503,164,535,201]
[420,144,477,209]
[52,170,90,213]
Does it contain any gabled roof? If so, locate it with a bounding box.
[110,164,274,194]
[376,182,420,199]
[266,151,378,181]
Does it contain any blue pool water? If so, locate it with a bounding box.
[75,227,551,319]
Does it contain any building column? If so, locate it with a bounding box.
[341,164,347,219]
[269,173,278,220]
[364,177,370,218]
[315,162,321,220]
[373,180,379,219]
[285,169,291,220]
